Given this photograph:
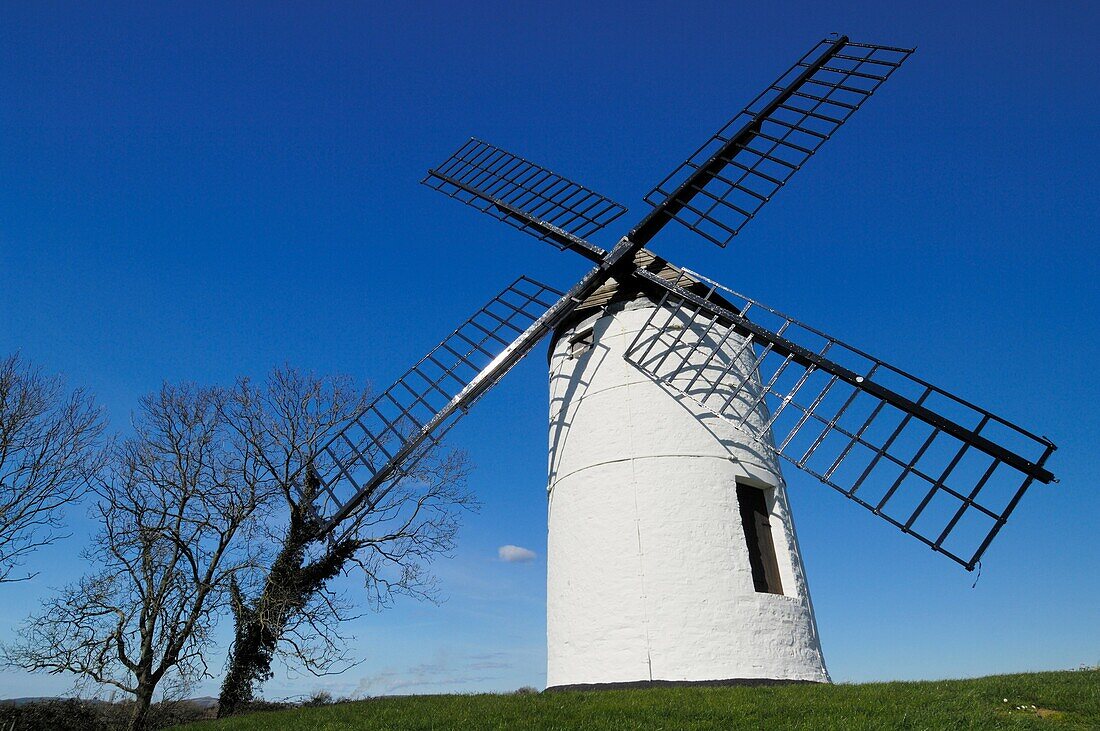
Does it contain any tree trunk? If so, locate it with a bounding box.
[217,506,311,717]
[128,682,155,731]
[218,607,264,717]
[217,476,359,718]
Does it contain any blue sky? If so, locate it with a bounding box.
[1,0,1097,699]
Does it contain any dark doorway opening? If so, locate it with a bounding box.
[736,484,784,595]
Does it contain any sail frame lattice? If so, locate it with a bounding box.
[307,275,564,534]
[639,37,913,248]
[423,138,626,255]
[623,267,1055,569]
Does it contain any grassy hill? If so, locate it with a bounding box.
[178,669,1098,730]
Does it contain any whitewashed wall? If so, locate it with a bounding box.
[546,296,829,688]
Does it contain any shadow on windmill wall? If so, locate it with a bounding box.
[546,302,783,492]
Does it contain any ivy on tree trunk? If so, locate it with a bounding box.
[218,471,361,717]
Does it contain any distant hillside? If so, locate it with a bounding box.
[178,669,1099,730]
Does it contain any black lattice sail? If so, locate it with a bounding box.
[423,138,626,257]
[638,37,913,248]
[623,267,1055,569]
[299,34,1055,573]
[308,275,563,533]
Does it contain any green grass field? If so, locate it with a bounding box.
[178,669,1099,730]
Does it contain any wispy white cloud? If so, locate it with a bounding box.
[353,650,515,696]
[498,545,537,563]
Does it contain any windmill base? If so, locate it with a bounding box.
[544,677,825,693]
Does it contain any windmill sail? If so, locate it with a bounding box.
[632,36,913,248]
[408,36,1053,571]
[423,138,625,261]
[309,275,563,535]
[624,266,1055,570]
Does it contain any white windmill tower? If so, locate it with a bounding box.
[297,35,1057,691]
[545,262,826,688]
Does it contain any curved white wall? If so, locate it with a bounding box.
[546,296,829,688]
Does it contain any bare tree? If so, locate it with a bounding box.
[0,353,106,582]
[216,367,475,717]
[6,383,266,730]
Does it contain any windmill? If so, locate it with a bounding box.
[302,36,1057,689]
